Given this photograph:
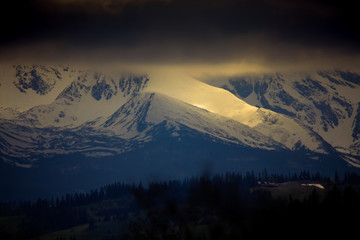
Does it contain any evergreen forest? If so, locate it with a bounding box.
[1,170,360,239]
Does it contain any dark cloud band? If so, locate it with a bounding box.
[1,0,359,67]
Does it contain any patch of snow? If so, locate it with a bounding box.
[342,155,360,168]
[301,183,325,189]
[14,162,32,168]
[82,151,115,157]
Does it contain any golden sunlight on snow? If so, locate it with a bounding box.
[144,71,262,128]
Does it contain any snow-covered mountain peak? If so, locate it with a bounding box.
[55,71,149,103]
[142,73,328,153]
[97,92,288,150]
[0,65,150,112]
[202,70,360,156]
[0,65,73,111]
[13,73,149,128]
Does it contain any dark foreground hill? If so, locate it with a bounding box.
[1,170,360,240]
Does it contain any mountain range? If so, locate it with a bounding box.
[0,65,359,200]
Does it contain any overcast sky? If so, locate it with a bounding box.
[1,0,360,73]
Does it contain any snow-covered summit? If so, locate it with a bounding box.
[202,70,360,158]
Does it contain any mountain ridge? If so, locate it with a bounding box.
[0,65,359,172]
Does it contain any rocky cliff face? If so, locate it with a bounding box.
[13,65,63,95]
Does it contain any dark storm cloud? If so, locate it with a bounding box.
[1,0,359,67]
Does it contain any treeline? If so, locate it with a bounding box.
[124,171,360,240]
[0,170,330,215]
[1,170,360,239]
[0,182,137,239]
